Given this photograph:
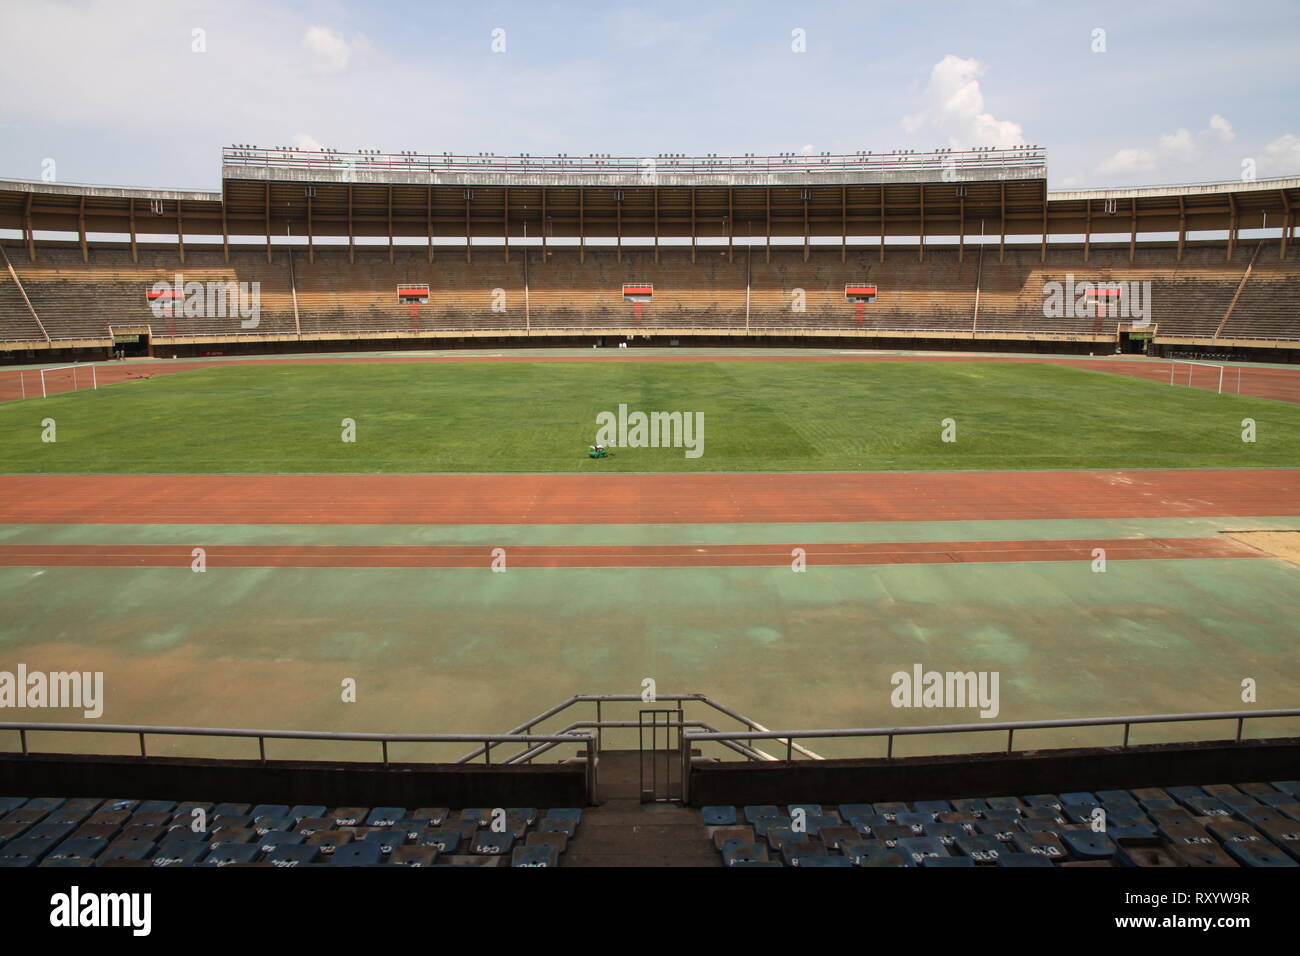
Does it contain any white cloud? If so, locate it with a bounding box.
[302,26,370,75]
[1098,147,1157,175]
[1208,114,1234,144]
[293,133,325,152]
[1260,134,1300,175]
[1098,115,1239,178]
[903,55,1025,149]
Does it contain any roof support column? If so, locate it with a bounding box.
[615,193,621,263]
[78,197,87,263]
[918,185,925,263]
[1280,190,1292,259]
[579,187,585,264]
[727,188,734,263]
[219,187,227,263]
[1084,200,1092,263]
[841,186,847,263]
[1227,193,1238,261]
[690,187,696,263]
[958,194,965,264]
[654,188,659,264]
[387,186,394,264]
[426,187,433,263]
[998,182,1005,263]
[802,191,809,263]
[1177,196,1186,262]
[265,182,272,264]
[503,188,509,264]
[24,193,36,262]
[347,184,354,264]
[129,197,138,264]
[176,199,185,265]
[307,193,315,264]
[465,192,472,265]
[1129,197,1137,263]
[879,186,885,263]
[1040,195,1047,263]
[765,189,771,264]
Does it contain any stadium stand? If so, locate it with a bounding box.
[0,797,581,867]
[703,782,1300,867]
[2,240,1296,347]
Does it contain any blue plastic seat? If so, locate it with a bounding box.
[97,841,153,863]
[926,823,967,847]
[366,807,406,827]
[925,856,975,867]
[896,812,931,834]
[721,839,767,866]
[47,836,108,861]
[1060,792,1099,808]
[950,798,989,814]
[872,802,909,820]
[837,803,873,820]
[287,805,327,822]
[1061,830,1116,860]
[362,829,408,854]
[546,808,582,825]
[914,800,952,816]
[151,841,208,866]
[204,843,262,866]
[511,845,558,867]
[955,834,1003,863]
[418,829,461,853]
[702,806,737,826]
[1011,831,1066,860]
[257,831,306,854]
[1223,841,1298,867]
[897,836,947,865]
[330,842,384,866]
[0,838,50,866]
[266,843,321,865]
[743,805,780,824]
[389,846,439,866]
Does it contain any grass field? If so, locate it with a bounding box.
[2,359,1298,473]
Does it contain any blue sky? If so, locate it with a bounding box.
[1,0,1297,190]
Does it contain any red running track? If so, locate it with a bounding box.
[0,537,1264,568]
[1,470,1297,525]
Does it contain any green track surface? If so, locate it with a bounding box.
[4,558,1298,760]
[3,360,1298,473]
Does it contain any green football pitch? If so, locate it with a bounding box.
[1,359,1297,473]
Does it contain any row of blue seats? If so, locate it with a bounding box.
[702,782,1300,867]
[0,798,581,867]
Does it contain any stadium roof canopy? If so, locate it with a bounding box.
[0,146,1296,262]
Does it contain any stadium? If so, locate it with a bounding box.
[0,3,1298,925]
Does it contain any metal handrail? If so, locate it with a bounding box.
[679,708,1300,802]
[501,719,774,765]
[222,145,1047,178]
[456,693,822,764]
[0,720,598,800]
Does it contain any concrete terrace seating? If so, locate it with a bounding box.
[1220,257,1300,340]
[703,780,1300,867]
[0,796,581,867]
[1,240,1297,345]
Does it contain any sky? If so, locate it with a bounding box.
[0,0,1298,192]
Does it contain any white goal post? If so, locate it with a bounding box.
[37,363,98,398]
[1169,359,1225,395]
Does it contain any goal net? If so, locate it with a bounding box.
[1169,360,1224,395]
